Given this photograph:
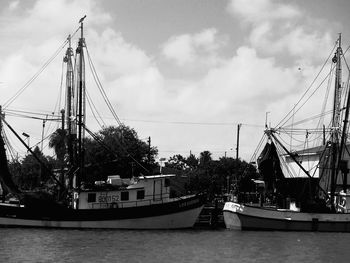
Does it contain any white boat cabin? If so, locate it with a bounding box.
[73,174,175,209]
[280,145,350,208]
[281,145,350,183]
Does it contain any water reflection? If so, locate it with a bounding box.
[1,228,350,263]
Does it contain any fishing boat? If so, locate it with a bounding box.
[0,17,205,229]
[223,34,350,232]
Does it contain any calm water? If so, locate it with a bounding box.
[0,227,350,263]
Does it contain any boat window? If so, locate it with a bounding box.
[121,191,129,201]
[137,190,145,200]
[87,193,96,203]
[164,178,170,187]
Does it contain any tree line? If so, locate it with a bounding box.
[7,124,259,199]
[163,151,258,199]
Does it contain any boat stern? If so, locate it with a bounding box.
[223,202,243,230]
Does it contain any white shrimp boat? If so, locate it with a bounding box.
[224,34,350,232]
[0,17,205,229]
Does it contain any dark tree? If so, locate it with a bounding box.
[49,128,67,165]
[186,153,198,169]
[166,154,187,170]
[199,151,212,167]
[12,147,52,190]
[84,125,158,180]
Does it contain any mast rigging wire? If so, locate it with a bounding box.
[4,108,60,118]
[3,26,81,109]
[3,40,68,109]
[278,63,337,129]
[85,45,122,126]
[83,124,150,173]
[86,89,106,128]
[276,42,338,128]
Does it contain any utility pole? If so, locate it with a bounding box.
[148,136,151,165]
[131,162,135,177]
[61,109,65,130]
[41,116,47,152]
[236,124,242,161]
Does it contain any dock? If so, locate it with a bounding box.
[195,204,225,228]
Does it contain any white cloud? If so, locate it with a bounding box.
[150,0,336,159]
[0,0,161,153]
[87,28,153,78]
[108,67,165,114]
[0,0,341,162]
[161,28,227,67]
[227,0,300,24]
[227,0,332,64]
[173,46,303,120]
[8,0,20,11]
[1,0,111,44]
[162,34,195,66]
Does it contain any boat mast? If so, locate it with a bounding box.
[330,34,343,207]
[332,34,342,131]
[64,34,77,187]
[336,33,350,193]
[76,16,86,189]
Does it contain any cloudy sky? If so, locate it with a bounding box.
[1,0,350,162]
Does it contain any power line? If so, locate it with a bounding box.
[121,118,264,127]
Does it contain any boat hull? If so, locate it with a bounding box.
[223,201,350,232]
[0,194,205,229]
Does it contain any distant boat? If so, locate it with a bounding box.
[224,34,350,232]
[0,17,205,229]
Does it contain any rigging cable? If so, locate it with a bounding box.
[86,89,106,128]
[2,130,16,161]
[282,110,333,129]
[1,117,65,189]
[249,132,267,164]
[276,42,338,128]
[85,45,122,126]
[340,56,350,161]
[4,112,60,122]
[274,140,294,178]
[278,63,336,129]
[83,124,150,173]
[2,126,25,157]
[30,132,54,152]
[4,108,60,118]
[57,59,65,116]
[44,57,68,144]
[3,39,69,109]
[315,62,334,140]
[2,24,80,111]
